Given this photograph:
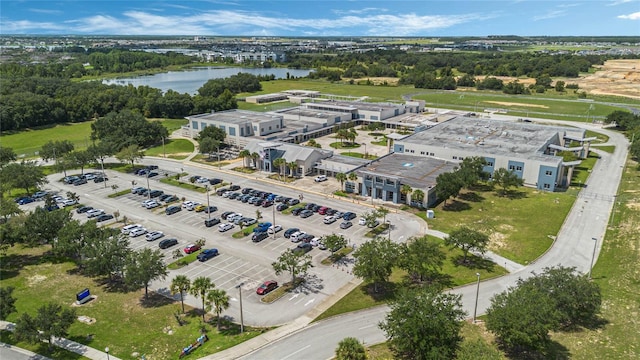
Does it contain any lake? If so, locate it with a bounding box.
[102,67,313,94]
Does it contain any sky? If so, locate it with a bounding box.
[0,0,639,37]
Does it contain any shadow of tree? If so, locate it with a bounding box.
[458,192,485,203]
[361,281,399,302]
[402,272,454,290]
[451,254,497,272]
[140,291,175,308]
[0,253,42,280]
[443,200,471,212]
[503,190,528,200]
[504,340,571,360]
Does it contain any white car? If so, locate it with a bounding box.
[121,224,142,235]
[358,218,367,226]
[196,177,209,184]
[53,195,66,203]
[182,200,195,209]
[290,231,307,243]
[144,200,160,209]
[145,231,164,241]
[227,213,243,222]
[86,209,105,218]
[218,223,234,232]
[314,175,328,182]
[129,227,148,237]
[61,199,77,207]
[323,215,337,224]
[267,224,282,234]
[84,173,97,180]
[186,202,200,211]
[310,237,322,247]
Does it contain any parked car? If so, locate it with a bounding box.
[182,200,196,209]
[254,222,272,233]
[310,237,322,247]
[121,224,142,235]
[291,207,304,216]
[184,244,201,254]
[147,171,159,178]
[288,198,300,206]
[17,197,35,205]
[367,220,380,228]
[145,231,164,241]
[220,211,234,220]
[158,238,178,249]
[166,205,181,215]
[149,190,164,198]
[318,206,330,215]
[203,206,217,213]
[204,218,221,227]
[129,227,148,237]
[256,280,278,295]
[358,218,367,226]
[32,191,48,200]
[293,242,313,254]
[144,200,160,209]
[76,206,94,214]
[290,231,307,243]
[95,214,114,222]
[61,199,77,207]
[299,210,313,218]
[197,249,219,261]
[194,204,206,212]
[323,215,337,224]
[284,228,299,239]
[185,202,201,211]
[343,212,357,221]
[164,195,179,203]
[64,175,79,184]
[131,186,146,194]
[86,209,104,218]
[228,185,241,191]
[73,178,87,186]
[276,203,289,211]
[218,223,234,232]
[242,218,257,226]
[94,176,108,183]
[267,224,282,234]
[262,200,273,207]
[314,175,328,182]
[252,231,269,243]
[196,177,209,184]
[340,221,353,229]
[209,178,222,185]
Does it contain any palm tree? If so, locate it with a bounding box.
[287,161,297,178]
[336,129,348,145]
[251,152,261,169]
[205,289,230,330]
[376,206,389,224]
[335,172,347,191]
[345,129,356,145]
[238,149,250,168]
[348,172,358,182]
[400,184,413,205]
[412,189,425,207]
[335,337,367,360]
[190,276,214,321]
[273,158,286,181]
[170,275,191,313]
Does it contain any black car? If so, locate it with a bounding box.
[94,176,108,183]
[76,206,94,214]
[252,231,269,243]
[164,195,179,203]
[311,204,321,212]
[293,242,313,255]
[159,194,172,202]
[204,206,218,213]
[95,214,114,222]
[209,178,223,185]
[228,185,241,191]
[343,212,357,221]
[241,188,252,194]
[326,208,338,216]
[305,203,316,210]
[216,188,229,196]
[291,207,303,216]
[276,203,289,211]
[73,178,88,186]
[254,199,264,207]
[221,211,234,220]
[299,210,313,218]
[165,205,181,215]
[204,217,221,227]
[146,165,159,170]
[284,228,300,239]
[158,238,178,249]
[149,190,164,198]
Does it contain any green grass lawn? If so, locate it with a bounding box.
[149,118,188,133]
[0,331,91,360]
[0,122,95,158]
[0,246,266,360]
[340,151,377,160]
[145,138,194,159]
[592,145,616,154]
[330,142,361,149]
[159,177,208,193]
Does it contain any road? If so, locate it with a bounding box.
[229,119,629,360]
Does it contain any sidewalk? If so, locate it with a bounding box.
[0,321,121,360]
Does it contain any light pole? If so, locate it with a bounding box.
[105,347,110,360]
[473,272,480,323]
[387,220,391,240]
[236,282,244,333]
[588,237,598,280]
[272,204,276,239]
[205,185,211,220]
[146,172,151,200]
[162,137,166,158]
[361,142,367,159]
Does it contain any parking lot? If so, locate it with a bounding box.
[33,160,422,326]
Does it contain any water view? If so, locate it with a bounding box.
[102,67,313,94]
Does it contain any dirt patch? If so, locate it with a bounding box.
[489,232,507,249]
[349,77,400,85]
[27,274,47,286]
[484,101,549,109]
[571,59,640,100]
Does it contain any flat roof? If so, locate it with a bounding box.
[356,153,458,189]
[187,109,280,125]
[399,117,580,162]
[276,107,345,119]
[306,100,402,112]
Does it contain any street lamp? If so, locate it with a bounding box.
[387,220,391,240]
[235,282,244,333]
[272,204,276,240]
[361,143,367,159]
[105,347,110,360]
[473,272,481,323]
[146,172,151,200]
[205,185,211,220]
[588,237,598,280]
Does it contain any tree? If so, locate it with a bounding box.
[199,137,220,157]
[397,235,446,284]
[115,144,145,168]
[125,248,167,299]
[458,156,489,187]
[492,168,524,195]
[81,231,130,281]
[444,227,490,264]
[256,209,262,220]
[380,287,466,360]
[603,110,638,130]
[66,191,80,204]
[171,275,191,313]
[40,140,74,162]
[0,161,48,194]
[67,150,94,175]
[272,249,313,284]
[335,172,347,191]
[411,189,425,206]
[0,197,21,221]
[376,206,389,224]
[630,134,640,161]
[251,152,260,168]
[348,172,358,182]
[361,210,379,229]
[91,109,168,151]
[14,303,77,352]
[323,233,348,255]
[273,158,286,181]
[24,206,72,249]
[352,237,399,292]
[197,125,226,143]
[0,147,17,168]
[287,161,297,177]
[238,149,250,168]
[87,141,114,174]
[335,337,367,360]
[400,184,413,205]
[555,80,565,92]
[436,171,464,205]
[0,286,17,320]
[206,288,230,330]
[190,276,215,321]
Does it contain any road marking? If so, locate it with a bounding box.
[281,345,311,360]
[304,299,315,307]
[358,324,374,330]
[288,293,300,301]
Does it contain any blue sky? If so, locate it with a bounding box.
[1,1,639,36]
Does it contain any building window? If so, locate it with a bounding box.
[545,170,553,176]
[269,126,272,130]
[229,127,236,136]
[516,166,523,171]
[430,152,434,156]
[253,126,257,131]
[420,151,425,155]
[371,116,378,120]
[201,122,207,130]
[509,165,515,171]
[543,183,551,189]
[192,121,198,130]
[453,156,458,160]
[487,162,494,166]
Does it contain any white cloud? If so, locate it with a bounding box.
[617,11,640,19]
[1,19,66,33]
[28,8,63,15]
[608,0,634,6]
[333,7,388,15]
[533,10,567,21]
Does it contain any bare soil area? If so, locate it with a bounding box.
[571,59,640,100]
[484,101,549,108]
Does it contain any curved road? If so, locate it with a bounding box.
[214,119,629,360]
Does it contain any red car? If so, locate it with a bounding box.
[184,244,201,254]
[256,280,278,295]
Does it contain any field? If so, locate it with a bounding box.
[144,138,194,160]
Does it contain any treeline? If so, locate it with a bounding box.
[0,49,194,78]
[0,72,266,131]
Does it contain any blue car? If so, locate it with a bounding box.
[16,197,35,205]
[253,222,272,233]
[197,249,219,262]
